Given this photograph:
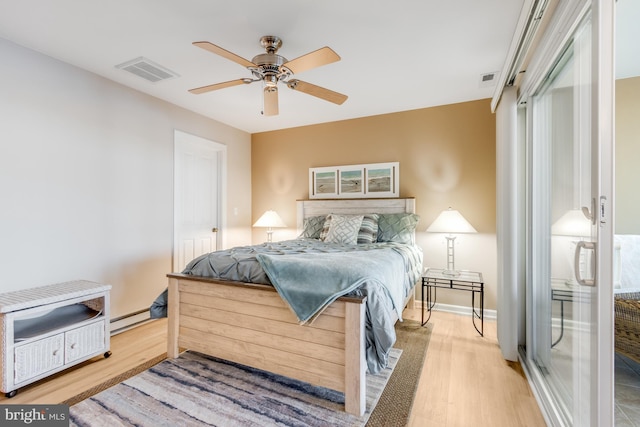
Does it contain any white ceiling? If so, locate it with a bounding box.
[0,1,528,133]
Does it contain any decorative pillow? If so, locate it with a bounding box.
[319,215,331,241]
[377,213,420,244]
[320,213,380,244]
[323,214,364,244]
[300,215,327,239]
[357,214,379,244]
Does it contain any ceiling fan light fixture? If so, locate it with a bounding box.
[263,75,278,87]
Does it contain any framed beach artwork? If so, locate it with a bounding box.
[339,167,364,196]
[309,167,338,198]
[309,162,399,199]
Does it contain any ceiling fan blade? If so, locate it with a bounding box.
[286,79,348,105]
[263,86,279,116]
[189,79,249,94]
[193,41,256,68]
[282,47,340,74]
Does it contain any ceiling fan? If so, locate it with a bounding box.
[189,35,348,116]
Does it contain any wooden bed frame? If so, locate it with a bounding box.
[167,197,416,416]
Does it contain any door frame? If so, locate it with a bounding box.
[591,1,615,426]
[493,0,614,425]
[173,129,227,273]
[519,2,614,426]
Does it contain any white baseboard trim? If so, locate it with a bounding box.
[110,309,153,335]
[415,300,497,320]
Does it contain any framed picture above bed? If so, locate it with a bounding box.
[309,162,399,199]
[310,168,338,197]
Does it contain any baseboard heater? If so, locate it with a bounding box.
[110,308,152,335]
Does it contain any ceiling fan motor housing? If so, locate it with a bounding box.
[252,36,290,86]
[251,53,288,84]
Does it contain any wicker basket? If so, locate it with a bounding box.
[615,291,640,364]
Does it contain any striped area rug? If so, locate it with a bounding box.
[69,349,401,427]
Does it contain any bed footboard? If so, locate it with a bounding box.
[167,274,367,416]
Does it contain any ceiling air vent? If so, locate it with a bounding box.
[115,57,179,83]
[479,71,499,88]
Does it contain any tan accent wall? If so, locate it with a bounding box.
[616,76,640,234]
[252,98,496,236]
[251,99,498,310]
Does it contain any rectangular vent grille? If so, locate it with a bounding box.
[115,57,179,83]
[479,71,498,88]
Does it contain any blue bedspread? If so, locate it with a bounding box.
[257,249,406,324]
[151,239,423,374]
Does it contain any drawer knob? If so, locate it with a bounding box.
[52,350,59,356]
[70,343,77,349]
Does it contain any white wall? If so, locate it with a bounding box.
[0,38,252,318]
[416,232,497,310]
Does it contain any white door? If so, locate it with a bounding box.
[522,1,614,425]
[173,130,225,272]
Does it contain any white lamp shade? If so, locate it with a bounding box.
[253,210,287,228]
[426,208,477,233]
[552,209,591,237]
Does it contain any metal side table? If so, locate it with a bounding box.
[422,268,484,336]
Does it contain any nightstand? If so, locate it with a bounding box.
[422,268,484,336]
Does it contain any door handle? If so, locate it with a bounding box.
[574,240,595,287]
[212,227,218,233]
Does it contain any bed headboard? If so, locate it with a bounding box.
[296,198,416,233]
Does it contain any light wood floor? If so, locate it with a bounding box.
[1,309,546,427]
[403,309,546,427]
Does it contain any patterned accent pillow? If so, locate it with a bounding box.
[300,215,327,239]
[357,214,379,244]
[320,214,380,244]
[323,214,364,245]
[377,213,420,244]
[319,216,331,241]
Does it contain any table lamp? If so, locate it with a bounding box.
[426,207,477,276]
[253,210,287,242]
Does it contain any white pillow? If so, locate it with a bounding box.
[325,214,364,244]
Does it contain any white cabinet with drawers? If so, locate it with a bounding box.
[0,281,111,397]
